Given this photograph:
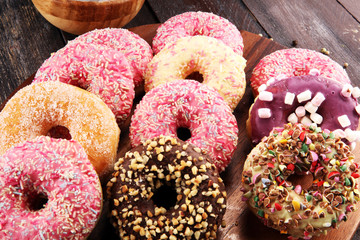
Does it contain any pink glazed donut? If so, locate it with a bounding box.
[71,28,153,87]
[130,80,238,172]
[152,11,244,55]
[34,41,135,125]
[0,136,102,239]
[250,48,351,96]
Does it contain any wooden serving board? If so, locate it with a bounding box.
[2,24,360,240]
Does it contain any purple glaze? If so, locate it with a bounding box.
[249,75,359,144]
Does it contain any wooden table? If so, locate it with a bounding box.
[1,1,360,239]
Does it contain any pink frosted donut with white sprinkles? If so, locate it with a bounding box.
[0,136,102,239]
[71,28,153,87]
[130,80,238,171]
[250,48,351,96]
[34,41,134,125]
[152,11,244,55]
[145,35,247,110]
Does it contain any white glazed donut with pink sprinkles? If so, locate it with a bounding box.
[130,79,238,172]
[0,136,102,239]
[152,11,244,55]
[34,41,135,125]
[250,48,351,96]
[71,28,153,87]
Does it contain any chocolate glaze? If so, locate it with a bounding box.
[248,75,359,144]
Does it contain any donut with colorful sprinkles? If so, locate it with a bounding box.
[0,81,120,177]
[33,41,135,125]
[71,28,154,87]
[130,80,238,172]
[247,75,360,145]
[242,123,360,239]
[250,48,351,96]
[145,35,247,110]
[106,135,227,239]
[0,136,102,239]
[152,11,244,55]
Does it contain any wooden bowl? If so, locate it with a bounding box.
[32,0,145,35]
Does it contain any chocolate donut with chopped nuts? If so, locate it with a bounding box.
[106,135,227,239]
[242,123,360,239]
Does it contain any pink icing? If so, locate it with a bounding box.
[250,48,351,96]
[129,80,238,172]
[249,75,359,144]
[33,41,135,125]
[0,136,102,239]
[152,11,244,55]
[71,28,153,87]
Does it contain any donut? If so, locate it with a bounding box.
[33,41,135,124]
[144,35,247,110]
[152,11,244,55]
[247,75,360,145]
[0,136,102,239]
[0,81,120,177]
[106,135,227,239]
[130,80,238,172]
[71,28,153,87]
[241,123,360,239]
[250,48,351,96]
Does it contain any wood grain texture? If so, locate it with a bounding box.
[242,0,360,87]
[147,0,269,37]
[338,0,360,22]
[0,0,64,106]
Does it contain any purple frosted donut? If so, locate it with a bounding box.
[33,41,135,125]
[152,11,244,55]
[247,75,360,144]
[71,28,153,87]
[129,79,238,172]
[0,136,102,239]
[250,48,351,96]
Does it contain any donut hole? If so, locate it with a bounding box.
[152,182,178,210]
[287,173,314,191]
[176,127,192,141]
[186,71,204,83]
[26,191,48,211]
[47,125,72,140]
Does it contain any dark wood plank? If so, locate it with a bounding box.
[0,0,65,106]
[242,0,360,86]
[338,0,360,22]
[147,0,269,37]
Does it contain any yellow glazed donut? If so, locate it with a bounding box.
[0,81,120,177]
[242,123,360,239]
[144,36,246,110]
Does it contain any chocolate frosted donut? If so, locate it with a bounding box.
[106,136,227,239]
[247,75,359,144]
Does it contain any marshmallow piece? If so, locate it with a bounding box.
[309,68,320,76]
[295,106,306,117]
[258,108,271,118]
[300,116,312,126]
[259,91,274,102]
[345,128,357,142]
[267,77,275,86]
[338,115,351,128]
[258,84,267,92]
[351,142,357,151]
[356,105,360,115]
[341,84,353,98]
[352,87,360,98]
[284,92,295,105]
[297,90,312,103]
[333,129,346,138]
[304,102,318,114]
[311,92,326,107]
[287,113,298,124]
[310,113,323,124]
